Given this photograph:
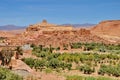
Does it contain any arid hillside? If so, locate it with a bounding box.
[91,20,120,43]
[0,31,16,38]
[91,20,120,36]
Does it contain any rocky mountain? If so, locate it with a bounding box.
[0,25,26,30]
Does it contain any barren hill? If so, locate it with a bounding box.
[91,20,120,43]
[0,31,16,38]
[91,20,120,37]
[0,25,25,38]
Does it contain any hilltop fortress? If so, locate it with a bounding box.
[26,20,73,31]
[4,20,117,47]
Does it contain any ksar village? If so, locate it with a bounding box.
[0,0,120,80]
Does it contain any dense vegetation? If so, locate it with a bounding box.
[22,42,120,79]
[98,64,120,77]
[71,42,120,52]
[0,67,23,80]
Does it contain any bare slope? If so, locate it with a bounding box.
[91,20,120,43]
[91,20,120,37]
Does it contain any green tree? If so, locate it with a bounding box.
[34,59,46,71]
[47,58,60,69]
[79,65,93,74]
[22,58,35,68]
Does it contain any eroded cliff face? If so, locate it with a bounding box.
[5,20,116,46]
[91,20,120,43]
[91,20,120,36]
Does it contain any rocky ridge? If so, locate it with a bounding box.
[91,20,120,36]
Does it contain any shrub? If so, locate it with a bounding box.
[98,64,120,77]
[22,58,35,68]
[98,64,107,75]
[66,63,72,70]
[47,58,60,69]
[34,59,46,71]
[47,53,60,61]
[79,65,94,74]
[60,62,67,70]
[45,68,52,74]
[0,67,23,80]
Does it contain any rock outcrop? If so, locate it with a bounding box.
[91,20,120,43]
[91,20,120,37]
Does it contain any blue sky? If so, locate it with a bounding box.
[0,0,120,26]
